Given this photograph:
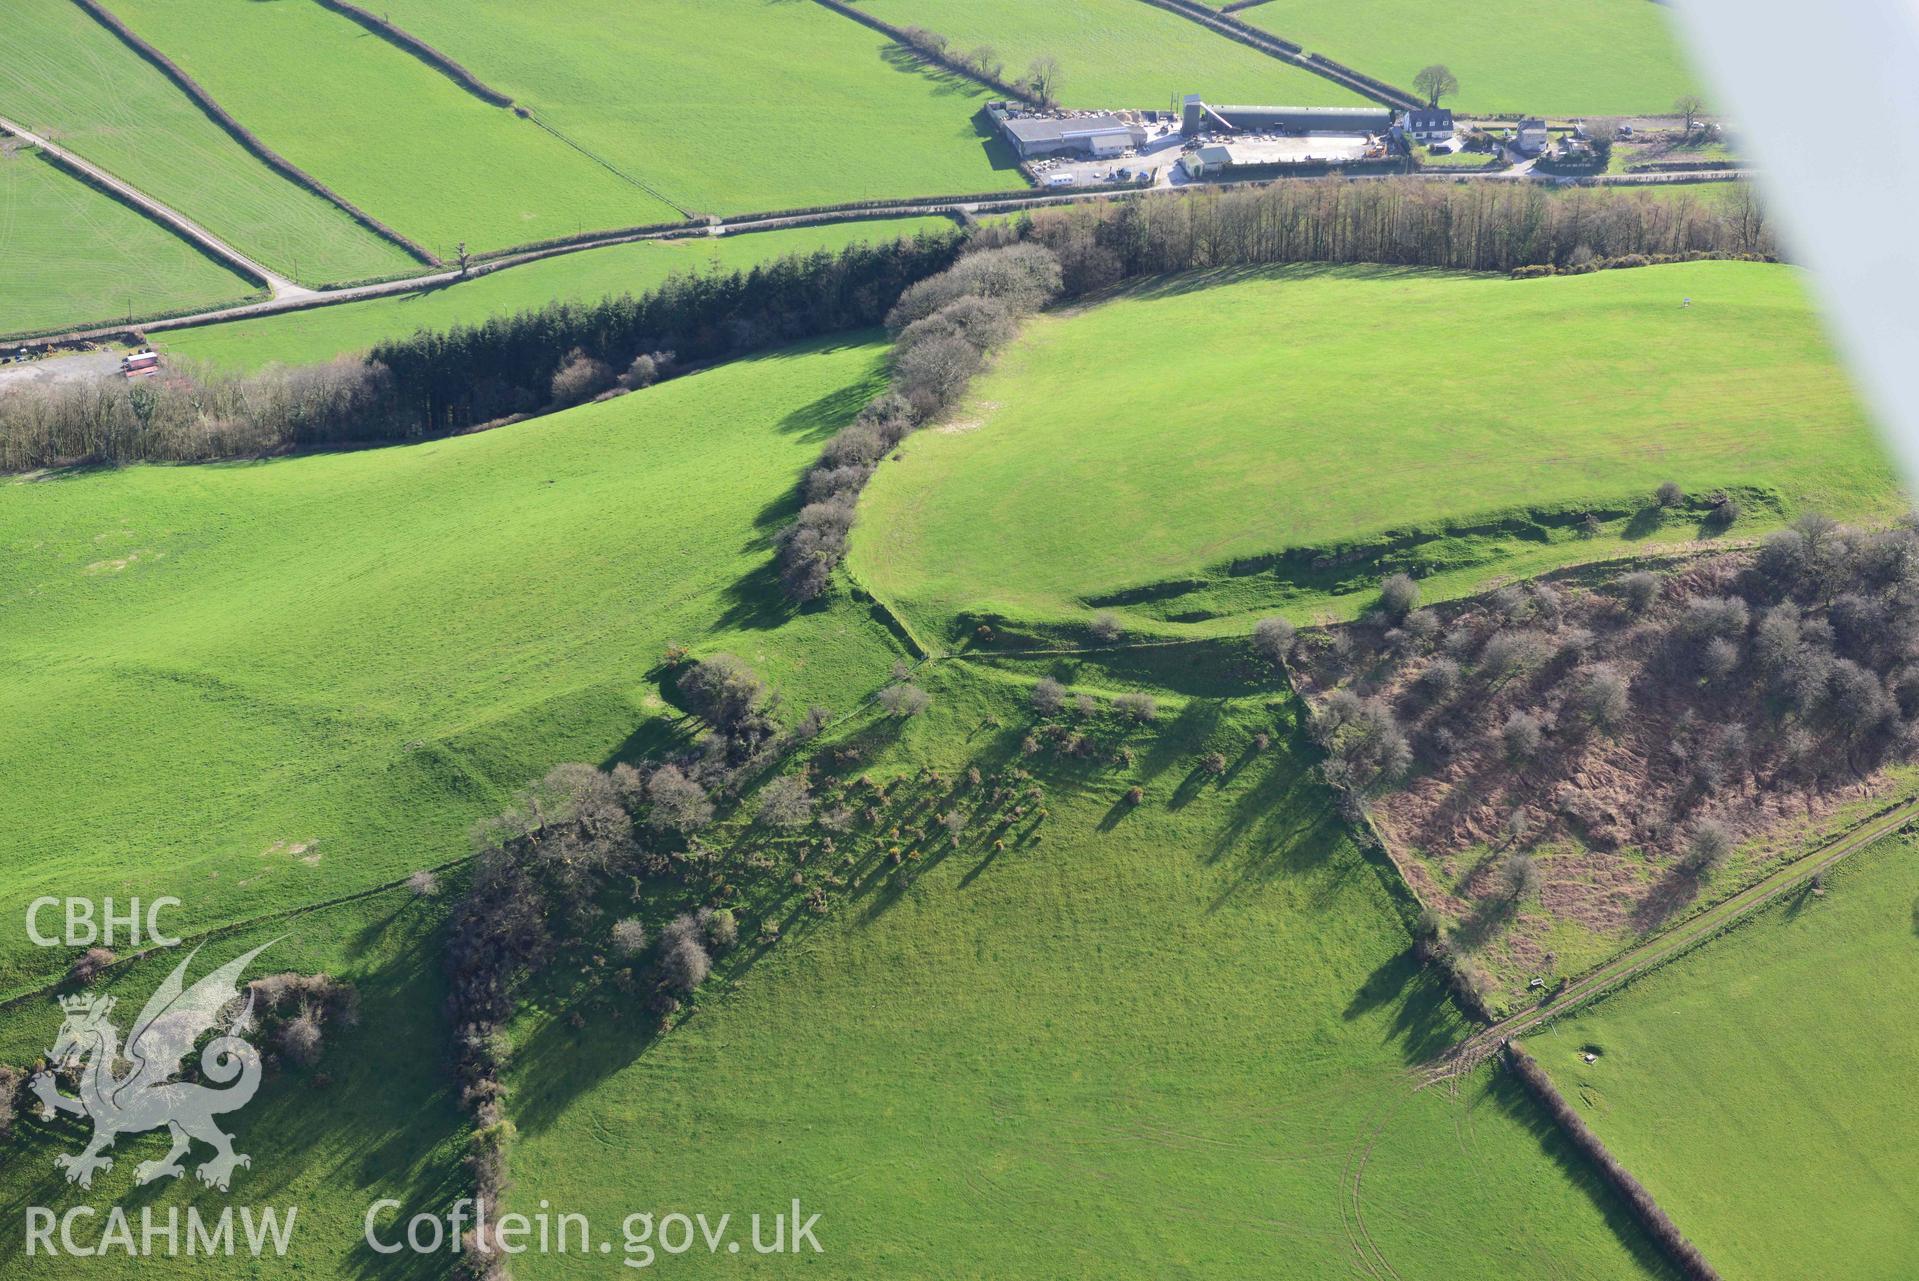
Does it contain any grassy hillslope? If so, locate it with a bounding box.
[852,262,1894,641]
[855,0,1365,109]
[0,334,905,998]
[105,0,677,257]
[0,146,257,336]
[503,655,1674,1278]
[0,0,418,285]
[1242,0,1700,117]
[160,216,958,371]
[1525,832,1919,1280]
[371,0,1027,215]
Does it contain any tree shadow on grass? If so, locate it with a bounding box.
[775,379,877,445]
[508,998,670,1140]
[1345,953,1466,1066]
[878,43,986,101]
[1450,892,1520,955]
[1623,504,1666,539]
[1092,262,1439,309]
[1629,863,1707,934]
[1482,1064,1687,1280]
[1781,877,1821,921]
[714,555,807,633]
[1136,698,1222,785]
[602,707,702,771]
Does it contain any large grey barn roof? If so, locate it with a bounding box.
[1002,114,1133,145]
[1209,104,1393,131]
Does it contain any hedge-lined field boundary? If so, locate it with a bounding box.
[310,0,695,218]
[70,0,440,266]
[25,144,272,291]
[309,0,514,107]
[1628,158,1741,174]
[1127,0,1423,110]
[1506,1044,1723,1281]
[806,0,1045,107]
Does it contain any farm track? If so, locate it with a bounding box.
[6,166,1753,347]
[0,111,306,301]
[1417,793,1919,1083]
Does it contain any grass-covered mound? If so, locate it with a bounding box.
[852,262,1895,642]
[371,0,1028,217]
[856,0,1365,109]
[497,654,1673,1279]
[0,333,908,997]
[0,147,258,337]
[159,217,957,372]
[1242,0,1700,117]
[1525,830,1919,1280]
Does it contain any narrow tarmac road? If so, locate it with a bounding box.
[3,155,1754,349]
[0,112,309,300]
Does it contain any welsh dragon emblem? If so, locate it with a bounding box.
[30,942,272,1192]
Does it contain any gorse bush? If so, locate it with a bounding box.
[1252,617,1296,667]
[1379,573,1420,621]
[1031,676,1067,716]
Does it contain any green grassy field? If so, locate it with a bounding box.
[502,653,1673,1278]
[0,0,418,285]
[852,262,1896,642]
[370,0,1028,216]
[854,0,1364,110]
[1525,832,1919,1280]
[0,145,257,336]
[160,216,957,371]
[0,885,466,1280]
[1242,0,1700,117]
[0,333,907,999]
[1417,144,1501,169]
[105,0,677,258]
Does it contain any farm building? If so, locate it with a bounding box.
[998,112,1147,160]
[1180,135,1385,179]
[1397,107,1455,143]
[1180,144,1235,179]
[1180,95,1392,138]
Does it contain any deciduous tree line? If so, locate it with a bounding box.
[4,181,1775,474]
[990,178,1774,294]
[775,243,1064,601]
[440,652,815,1274]
[0,231,964,471]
